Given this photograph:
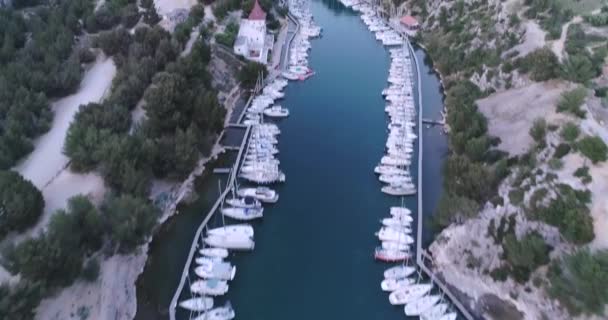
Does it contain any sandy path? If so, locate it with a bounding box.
[154,0,198,15]
[552,16,582,61]
[508,21,545,58]
[14,57,116,189]
[12,56,115,240]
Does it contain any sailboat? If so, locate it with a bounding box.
[190,279,229,296]
[389,284,433,305]
[199,248,229,259]
[178,297,214,312]
[193,302,236,320]
[404,294,440,316]
[384,265,416,279]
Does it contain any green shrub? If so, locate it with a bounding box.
[553,143,571,158]
[503,232,551,283]
[529,118,547,142]
[549,249,608,315]
[508,188,525,206]
[548,158,564,170]
[0,171,45,239]
[535,184,594,244]
[516,48,560,81]
[557,87,587,118]
[82,259,100,282]
[561,122,580,142]
[577,136,608,163]
[574,166,592,184]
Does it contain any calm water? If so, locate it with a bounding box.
[135,0,447,319]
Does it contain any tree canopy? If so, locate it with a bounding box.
[549,249,608,315]
[577,136,608,164]
[0,171,44,239]
[102,195,160,253]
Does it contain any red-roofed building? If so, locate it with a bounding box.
[400,15,420,31]
[249,0,267,20]
[234,0,271,64]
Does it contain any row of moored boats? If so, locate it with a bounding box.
[339,0,418,196]
[178,2,321,318]
[376,207,457,320]
[347,2,458,319]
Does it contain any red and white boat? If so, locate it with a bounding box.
[374,247,410,262]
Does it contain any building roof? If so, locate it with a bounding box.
[400,15,419,27]
[248,0,267,20]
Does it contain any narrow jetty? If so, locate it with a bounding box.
[168,125,251,320]
[408,38,475,320]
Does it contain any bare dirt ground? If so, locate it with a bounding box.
[35,250,147,320]
[154,0,198,16]
[507,21,546,58]
[477,81,573,155]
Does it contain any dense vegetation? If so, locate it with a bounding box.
[0,171,44,239]
[577,136,608,163]
[0,3,225,318]
[215,22,239,47]
[66,23,225,190]
[239,61,269,90]
[556,87,587,118]
[549,249,608,315]
[0,0,143,169]
[0,2,88,169]
[435,80,508,227]
[524,0,573,39]
[502,232,551,282]
[531,184,594,244]
[3,195,158,287]
[0,280,45,320]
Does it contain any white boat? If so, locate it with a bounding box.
[375,247,410,262]
[404,295,440,316]
[179,297,214,312]
[193,303,236,320]
[237,187,279,203]
[382,184,417,196]
[376,227,414,243]
[384,265,416,279]
[194,259,236,280]
[225,196,261,208]
[421,303,449,320]
[263,105,290,118]
[374,165,408,175]
[379,174,412,184]
[391,206,411,216]
[221,207,263,221]
[208,224,254,238]
[389,284,433,305]
[199,248,229,259]
[439,313,457,320]
[190,279,229,296]
[239,171,286,184]
[382,215,413,225]
[382,241,410,251]
[204,234,255,250]
[381,277,414,291]
[381,155,410,166]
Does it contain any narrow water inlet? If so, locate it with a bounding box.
[135,0,448,319]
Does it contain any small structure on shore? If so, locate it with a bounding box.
[400,15,420,36]
[233,0,271,64]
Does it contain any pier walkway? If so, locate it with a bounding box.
[408,38,475,320]
[168,124,252,320]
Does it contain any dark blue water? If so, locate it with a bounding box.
[135,0,447,319]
